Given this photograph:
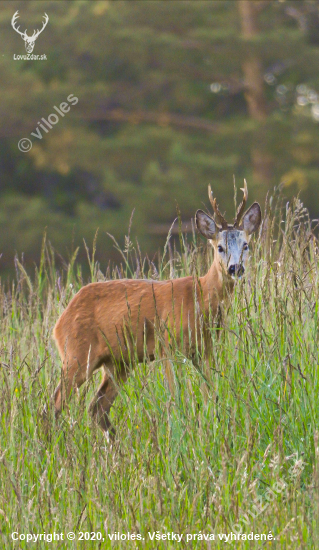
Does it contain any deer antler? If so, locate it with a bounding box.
[233,179,248,227]
[11,11,27,37]
[11,11,49,40]
[208,185,228,229]
[33,13,49,40]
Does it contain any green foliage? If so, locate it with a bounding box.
[0,196,318,548]
[1,0,319,273]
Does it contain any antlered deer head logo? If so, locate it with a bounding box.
[11,11,49,53]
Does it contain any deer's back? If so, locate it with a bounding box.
[53,277,197,363]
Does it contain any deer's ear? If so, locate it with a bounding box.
[195,210,218,239]
[242,202,261,235]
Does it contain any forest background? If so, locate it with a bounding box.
[1,0,319,276]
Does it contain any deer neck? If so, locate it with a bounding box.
[199,256,234,312]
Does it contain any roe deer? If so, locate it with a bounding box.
[53,182,261,434]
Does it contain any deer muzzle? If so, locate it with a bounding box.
[228,264,245,278]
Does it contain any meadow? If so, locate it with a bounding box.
[0,190,318,549]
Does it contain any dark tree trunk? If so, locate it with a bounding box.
[238,0,272,185]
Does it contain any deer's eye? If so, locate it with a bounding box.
[243,243,249,251]
[218,245,224,253]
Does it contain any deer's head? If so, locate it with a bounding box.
[11,11,49,54]
[195,181,261,279]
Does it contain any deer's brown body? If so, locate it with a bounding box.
[53,183,261,434]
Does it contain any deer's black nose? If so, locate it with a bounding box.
[228,264,244,277]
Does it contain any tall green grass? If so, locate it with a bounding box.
[0,191,318,548]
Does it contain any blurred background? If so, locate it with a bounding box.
[1,0,319,276]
